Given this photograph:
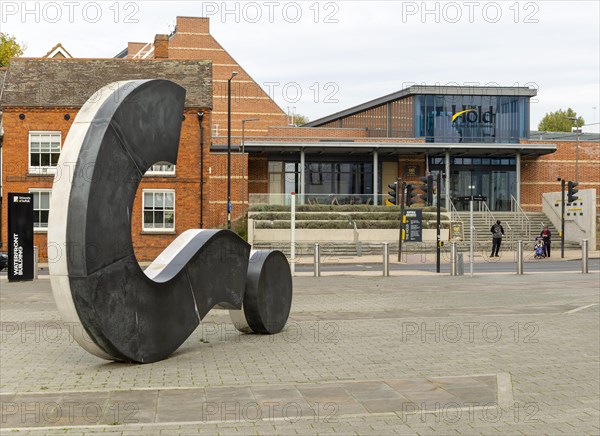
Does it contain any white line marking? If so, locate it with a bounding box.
[562,303,599,314]
[496,372,514,410]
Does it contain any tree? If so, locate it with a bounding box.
[0,33,26,67]
[291,113,309,126]
[538,108,585,132]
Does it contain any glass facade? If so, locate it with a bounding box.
[262,89,532,207]
[429,156,516,211]
[415,95,529,143]
[268,159,379,203]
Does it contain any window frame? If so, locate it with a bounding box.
[144,162,176,177]
[141,189,176,233]
[29,189,52,232]
[28,131,61,175]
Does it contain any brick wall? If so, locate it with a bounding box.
[248,156,269,195]
[204,152,249,228]
[163,17,288,144]
[1,107,211,262]
[398,156,427,185]
[521,139,600,212]
[1,108,75,258]
[266,126,368,139]
[219,125,424,144]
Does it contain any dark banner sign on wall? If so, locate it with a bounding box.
[8,193,34,282]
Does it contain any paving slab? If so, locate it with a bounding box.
[1,273,598,434]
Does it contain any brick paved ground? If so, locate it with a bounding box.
[1,271,599,435]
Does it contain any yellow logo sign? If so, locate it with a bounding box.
[451,109,477,122]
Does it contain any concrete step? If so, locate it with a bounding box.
[251,210,579,254]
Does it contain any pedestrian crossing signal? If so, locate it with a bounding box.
[419,175,434,206]
[387,182,398,205]
[567,181,579,203]
[406,184,419,206]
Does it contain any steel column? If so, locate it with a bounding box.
[383,242,389,276]
[517,240,524,275]
[582,239,589,273]
[373,149,379,205]
[300,149,305,205]
[445,151,451,211]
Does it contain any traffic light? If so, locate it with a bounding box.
[567,181,579,203]
[406,184,419,207]
[419,175,434,206]
[387,182,398,205]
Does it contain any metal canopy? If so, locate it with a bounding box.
[241,141,557,157]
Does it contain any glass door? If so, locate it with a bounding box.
[451,170,473,211]
[492,171,509,211]
[452,169,504,211]
[473,170,492,210]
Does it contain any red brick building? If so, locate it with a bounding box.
[1,16,598,260]
[0,58,212,261]
[245,86,599,216]
[0,16,290,261]
[115,16,290,230]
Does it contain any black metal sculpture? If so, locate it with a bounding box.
[48,79,292,363]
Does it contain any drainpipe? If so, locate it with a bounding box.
[198,111,205,228]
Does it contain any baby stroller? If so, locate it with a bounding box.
[533,236,546,259]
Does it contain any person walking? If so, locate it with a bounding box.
[490,220,504,257]
[540,225,551,258]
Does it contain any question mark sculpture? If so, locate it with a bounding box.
[48,79,293,363]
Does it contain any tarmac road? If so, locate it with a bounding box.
[1,251,598,277]
[295,258,600,274]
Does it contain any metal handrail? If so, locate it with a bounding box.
[510,195,531,239]
[449,198,460,223]
[505,222,514,251]
[480,200,496,228]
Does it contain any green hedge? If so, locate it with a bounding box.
[248,204,446,213]
[254,220,450,230]
[250,212,442,221]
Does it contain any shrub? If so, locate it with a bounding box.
[249,211,445,221]
[248,204,446,213]
[254,220,450,230]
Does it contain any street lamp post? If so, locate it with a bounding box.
[566,115,580,183]
[241,117,259,235]
[227,71,238,230]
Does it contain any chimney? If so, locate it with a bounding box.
[154,34,169,59]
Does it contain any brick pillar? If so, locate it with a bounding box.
[154,34,169,59]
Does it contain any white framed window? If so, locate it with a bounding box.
[142,189,175,232]
[29,131,61,174]
[30,190,52,231]
[144,161,176,176]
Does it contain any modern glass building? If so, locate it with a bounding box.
[246,86,556,212]
[414,94,529,143]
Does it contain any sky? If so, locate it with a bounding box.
[1,0,599,131]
